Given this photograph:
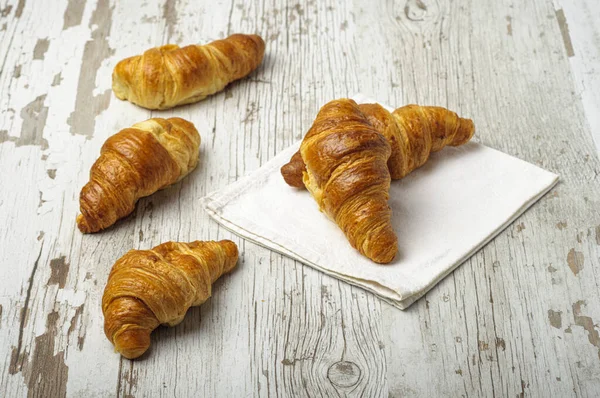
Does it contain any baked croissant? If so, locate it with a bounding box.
[281,101,475,187]
[282,99,475,263]
[299,99,397,263]
[112,34,265,109]
[102,240,239,359]
[77,117,200,233]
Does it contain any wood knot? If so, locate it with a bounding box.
[327,361,361,388]
[404,0,427,21]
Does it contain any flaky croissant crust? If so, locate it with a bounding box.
[301,99,398,263]
[102,240,239,359]
[282,101,475,187]
[112,34,265,109]
[77,117,200,233]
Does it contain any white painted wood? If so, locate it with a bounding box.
[554,0,600,153]
[0,0,599,397]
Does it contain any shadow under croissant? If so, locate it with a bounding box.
[120,269,235,362]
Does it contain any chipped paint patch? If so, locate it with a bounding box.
[23,311,69,398]
[595,225,600,245]
[47,169,56,179]
[13,64,21,78]
[555,9,574,58]
[506,16,512,36]
[15,0,25,17]
[478,340,489,351]
[67,0,114,138]
[0,95,49,149]
[163,0,178,41]
[51,72,62,86]
[0,5,12,17]
[33,38,50,60]
[556,221,567,230]
[567,248,584,276]
[572,301,600,350]
[48,256,69,288]
[516,222,525,232]
[495,338,506,351]
[548,310,562,329]
[63,0,85,30]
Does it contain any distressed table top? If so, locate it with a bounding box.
[1,0,600,397]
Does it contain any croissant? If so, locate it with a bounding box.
[299,99,397,263]
[282,99,475,263]
[77,117,200,233]
[102,240,239,359]
[112,34,265,109]
[281,101,475,187]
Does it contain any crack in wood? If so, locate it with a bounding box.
[9,243,43,375]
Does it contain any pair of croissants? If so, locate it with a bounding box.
[82,34,474,359]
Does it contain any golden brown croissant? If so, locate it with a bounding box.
[77,117,200,233]
[281,101,475,187]
[112,34,265,109]
[299,99,397,263]
[102,240,239,359]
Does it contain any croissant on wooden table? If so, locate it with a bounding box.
[77,117,200,233]
[281,99,475,263]
[102,240,239,359]
[112,33,265,110]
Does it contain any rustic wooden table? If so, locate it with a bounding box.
[1,0,599,397]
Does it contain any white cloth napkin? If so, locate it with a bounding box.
[201,94,559,309]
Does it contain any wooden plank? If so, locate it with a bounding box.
[358,0,600,397]
[554,0,600,152]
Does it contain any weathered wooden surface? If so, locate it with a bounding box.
[0,0,599,397]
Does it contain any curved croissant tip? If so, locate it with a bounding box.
[76,214,90,234]
[366,236,398,264]
[113,327,152,360]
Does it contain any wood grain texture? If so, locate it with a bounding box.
[0,0,598,397]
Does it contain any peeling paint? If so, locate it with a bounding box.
[15,0,25,18]
[51,72,62,87]
[163,0,178,41]
[495,338,506,351]
[506,16,512,36]
[515,222,525,232]
[572,301,600,350]
[63,0,85,30]
[47,169,56,179]
[567,248,584,276]
[67,0,114,138]
[13,64,21,78]
[47,256,69,289]
[478,341,489,351]
[1,95,49,149]
[33,38,50,60]
[556,221,567,230]
[555,9,574,57]
[23,311,69,398]
[548,310,562,329]
[596,225,600,245]
[0,5,12,17]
